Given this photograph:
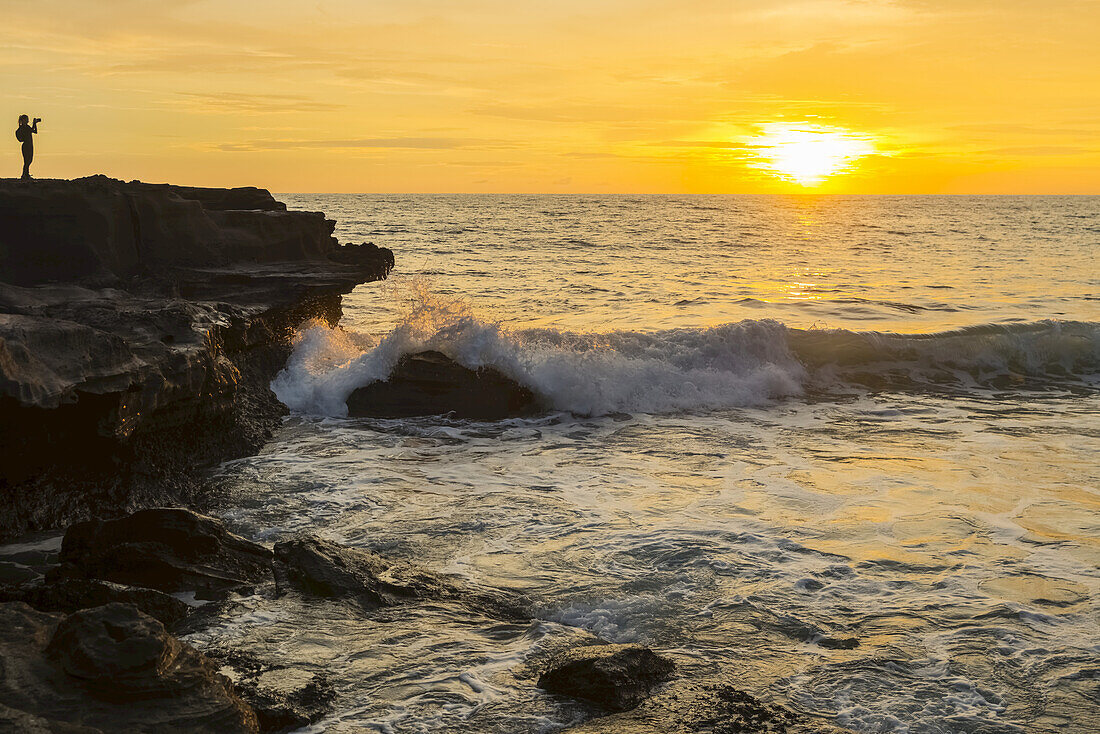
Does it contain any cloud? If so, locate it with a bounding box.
[173,92,344,114]
[981,145,1091,157]
[214,137,505,152]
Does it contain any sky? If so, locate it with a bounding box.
[2,0,1098,193]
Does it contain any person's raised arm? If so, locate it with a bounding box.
[31,118,40,133]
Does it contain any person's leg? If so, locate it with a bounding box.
[22,145,32,178]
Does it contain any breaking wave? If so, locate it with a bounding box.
[272,293,1100,417]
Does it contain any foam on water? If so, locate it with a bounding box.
[272,289,808,417]
[272,288,1099,418]
[206,196,1100,733]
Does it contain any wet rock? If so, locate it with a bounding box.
[0,576,191,626]
[538,643,675,712]
[238,669,334,733]
[346,350,542,420]
[0,601,258,733]
[205,648,335,733]
[564,679,852,733]
[59,508,272,596]
[273,533,532,621]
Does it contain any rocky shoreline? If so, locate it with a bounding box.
[0,179,851,733]
[0,176,393,539]
[1,507,852,733]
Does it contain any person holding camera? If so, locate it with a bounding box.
[16,114,41,179]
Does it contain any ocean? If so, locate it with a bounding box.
[196,195,1098,733]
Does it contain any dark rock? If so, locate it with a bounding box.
[0,176,394,539]
[328,241,396,270]
[538,643,675,712]
[59,508,272,595]
[273,533,532,621]
[0,576,190,626]
[237,669,334,734]
[204,648,335,734]
[0,601,258,732]
[564,679,853,733]
[346,350,542,420]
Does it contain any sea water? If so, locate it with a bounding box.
[199,195,1099,733]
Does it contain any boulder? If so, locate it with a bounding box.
[0,601,258,733]
[59,508,272,596]
[273,533,532,621]
[538,644,675,712]
[0,576,190,626]
[346,350,541,420]
[563,679,853,734]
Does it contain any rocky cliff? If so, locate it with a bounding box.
[0,176,393,539]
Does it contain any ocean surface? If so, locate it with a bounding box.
[211,195,1098,733]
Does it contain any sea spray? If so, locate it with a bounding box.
[272,290,807,417]
[273,286,1099,418]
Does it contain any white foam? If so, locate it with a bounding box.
[271,289,1099,418]
[272,291,806,417]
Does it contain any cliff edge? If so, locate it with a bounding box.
[0,176,393,538]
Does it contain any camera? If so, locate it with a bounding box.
[33,118,41,124]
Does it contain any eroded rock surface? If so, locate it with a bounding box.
[0,176,394,538]
[0,576,191,626]
[59,508,272,596]
[538,643,676,712]
[273,532,532,621]
[0,601,258,733]
[346,350,541,420]
[205,647,336,734]
[564,679,852,734]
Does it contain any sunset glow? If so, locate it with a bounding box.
[749,124,877,186]
[1,1,1098,192]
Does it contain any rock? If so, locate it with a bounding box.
[237,669,334,733]
[0,601,258,732]
[0,176,394,539]
[205,648,335,733]
[59,508,272,596]
[538,644,675,712]
[0,576,190,626]
[346,350,541,420]
[273,533,532,621]
[563,679,853,734]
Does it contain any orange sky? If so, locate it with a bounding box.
[2,0,1098,193]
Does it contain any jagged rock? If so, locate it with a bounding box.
[273,533,532,621]
[205,648,335,734]
[346,350,541,420]
[563,680,852,734]
[538,644,675,712]
[59,508,272,596]
[0,576,190,626]
[0,176,394,539]
[236,668,334,734]
[0,601,258,733]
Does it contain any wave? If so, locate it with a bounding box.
[271,295,1099,417]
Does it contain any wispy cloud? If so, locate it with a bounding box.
[214,137,506,152]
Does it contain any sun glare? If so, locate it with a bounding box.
[748,123,876,187]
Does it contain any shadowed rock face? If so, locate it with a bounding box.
[563,679,854,734]
[273,532,533,621]
[0,577,191,627]
[0,176,394,538]
[58,508,272,596]
[204,647,336,734]
[346,350,542,420]
[538,644,676,712]
[0,601,258,733]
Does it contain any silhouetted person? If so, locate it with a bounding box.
[16,114,40,179]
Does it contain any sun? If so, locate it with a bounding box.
[748,123,876,186]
